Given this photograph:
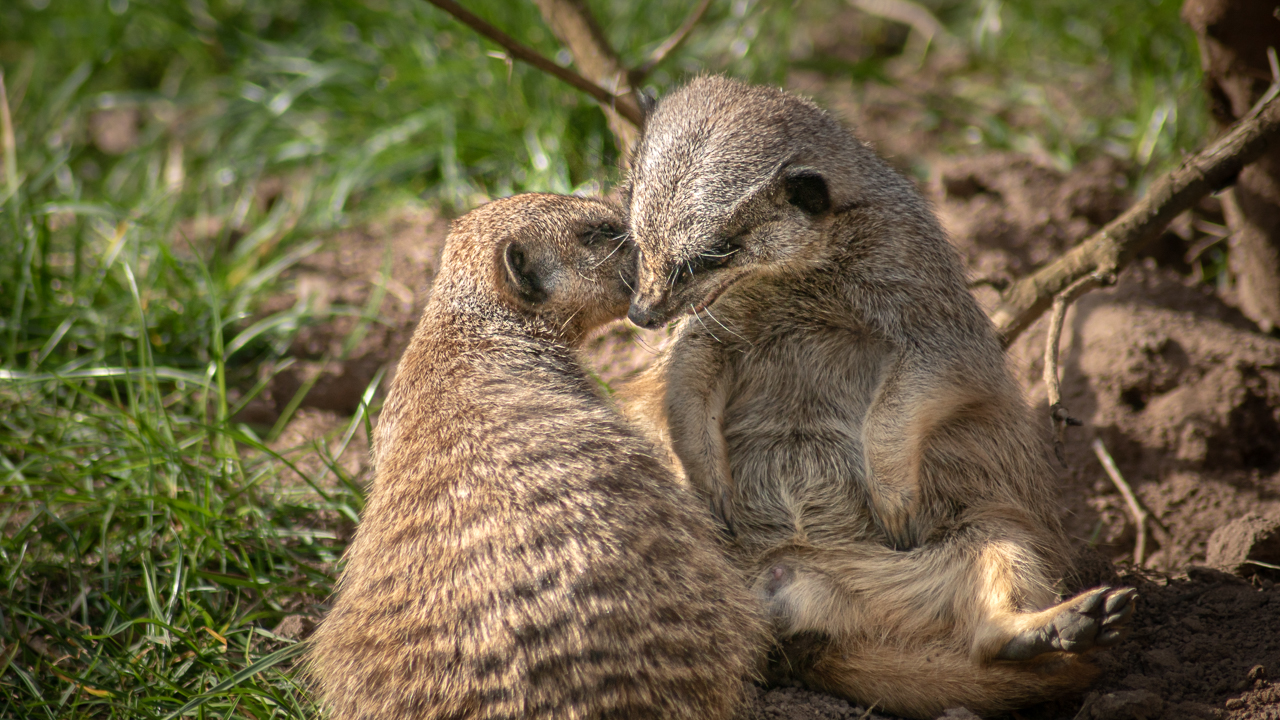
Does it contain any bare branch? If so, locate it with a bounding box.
[631,0,714,83]
[1042,273,1107,466]
[423,0,642,128]
[531,0,643,156]
[992,82,1280,345]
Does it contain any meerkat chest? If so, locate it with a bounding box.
[716,320,890,512]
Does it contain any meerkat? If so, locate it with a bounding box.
[618,76,1135,719]
[307,193,766,720]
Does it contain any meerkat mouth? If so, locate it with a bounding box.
[691,273,745,314]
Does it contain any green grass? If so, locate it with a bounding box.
[0,0,1205,717]
[943,0,1206,174]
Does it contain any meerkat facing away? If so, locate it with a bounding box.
[307,193,766,720]
[619,77,1135,718]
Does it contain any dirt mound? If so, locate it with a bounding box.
[932,152,1132,284]
[1004,264,1280,572]
[1026,567,1280,720]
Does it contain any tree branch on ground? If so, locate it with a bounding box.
[1092,438,1172,568]
[991,82,1280,346]
[847,0,958,65]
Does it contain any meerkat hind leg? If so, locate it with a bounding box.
[995,586,1136,660]
[756,528,1136,664]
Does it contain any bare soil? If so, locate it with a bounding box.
[253,46,1280,720]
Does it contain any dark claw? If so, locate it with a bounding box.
[1078,587,1109,614]
[1104,587,1137,614]
[1105,605,1135,626]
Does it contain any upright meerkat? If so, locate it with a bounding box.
[620,76,1135,718]
[308,193,765,720]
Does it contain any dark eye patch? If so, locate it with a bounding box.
[694,234,742,271]
[671,234,744,286]
[579,221,623,246]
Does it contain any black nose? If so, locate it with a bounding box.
[628,302,662,329]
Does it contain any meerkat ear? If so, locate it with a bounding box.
[637,88,658,122]
[782,169,831,216]
[503,242,547,305]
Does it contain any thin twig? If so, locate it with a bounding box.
[530,0,643,156]
[1091,438,1148,566]
[630,0,714,82]
[1042,274,1107,466]
[992,82,1280,346]
[0,68,18,201]
[422,0,643,127]
[1091,439,1173,567]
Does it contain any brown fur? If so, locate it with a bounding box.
[308,193,766,720]
[620,77,1134,718]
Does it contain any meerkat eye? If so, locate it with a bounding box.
[580,222,621,246]
[695,235,743,271]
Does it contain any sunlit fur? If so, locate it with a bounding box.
[308,193,766,720]
[620,77,1133,718]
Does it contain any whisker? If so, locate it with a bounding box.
[691,305,722,344]
[559,306,582,333]
[703,305,752,347]
[630,330,661,356]
[591,237,629,270]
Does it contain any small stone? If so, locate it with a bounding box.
[1205,514,1280,577]
[272,614,317,641]
[1090,690,1164,719]
[936,708,981,719]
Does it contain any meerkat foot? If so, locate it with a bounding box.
[997,586,1137,661]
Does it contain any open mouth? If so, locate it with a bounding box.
[690,272,744,314]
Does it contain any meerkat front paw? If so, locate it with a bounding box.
[708,491,738,536]
[996,586,1137,661]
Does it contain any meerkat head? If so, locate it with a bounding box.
[624,75,887,329]
[438,193,633,344]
